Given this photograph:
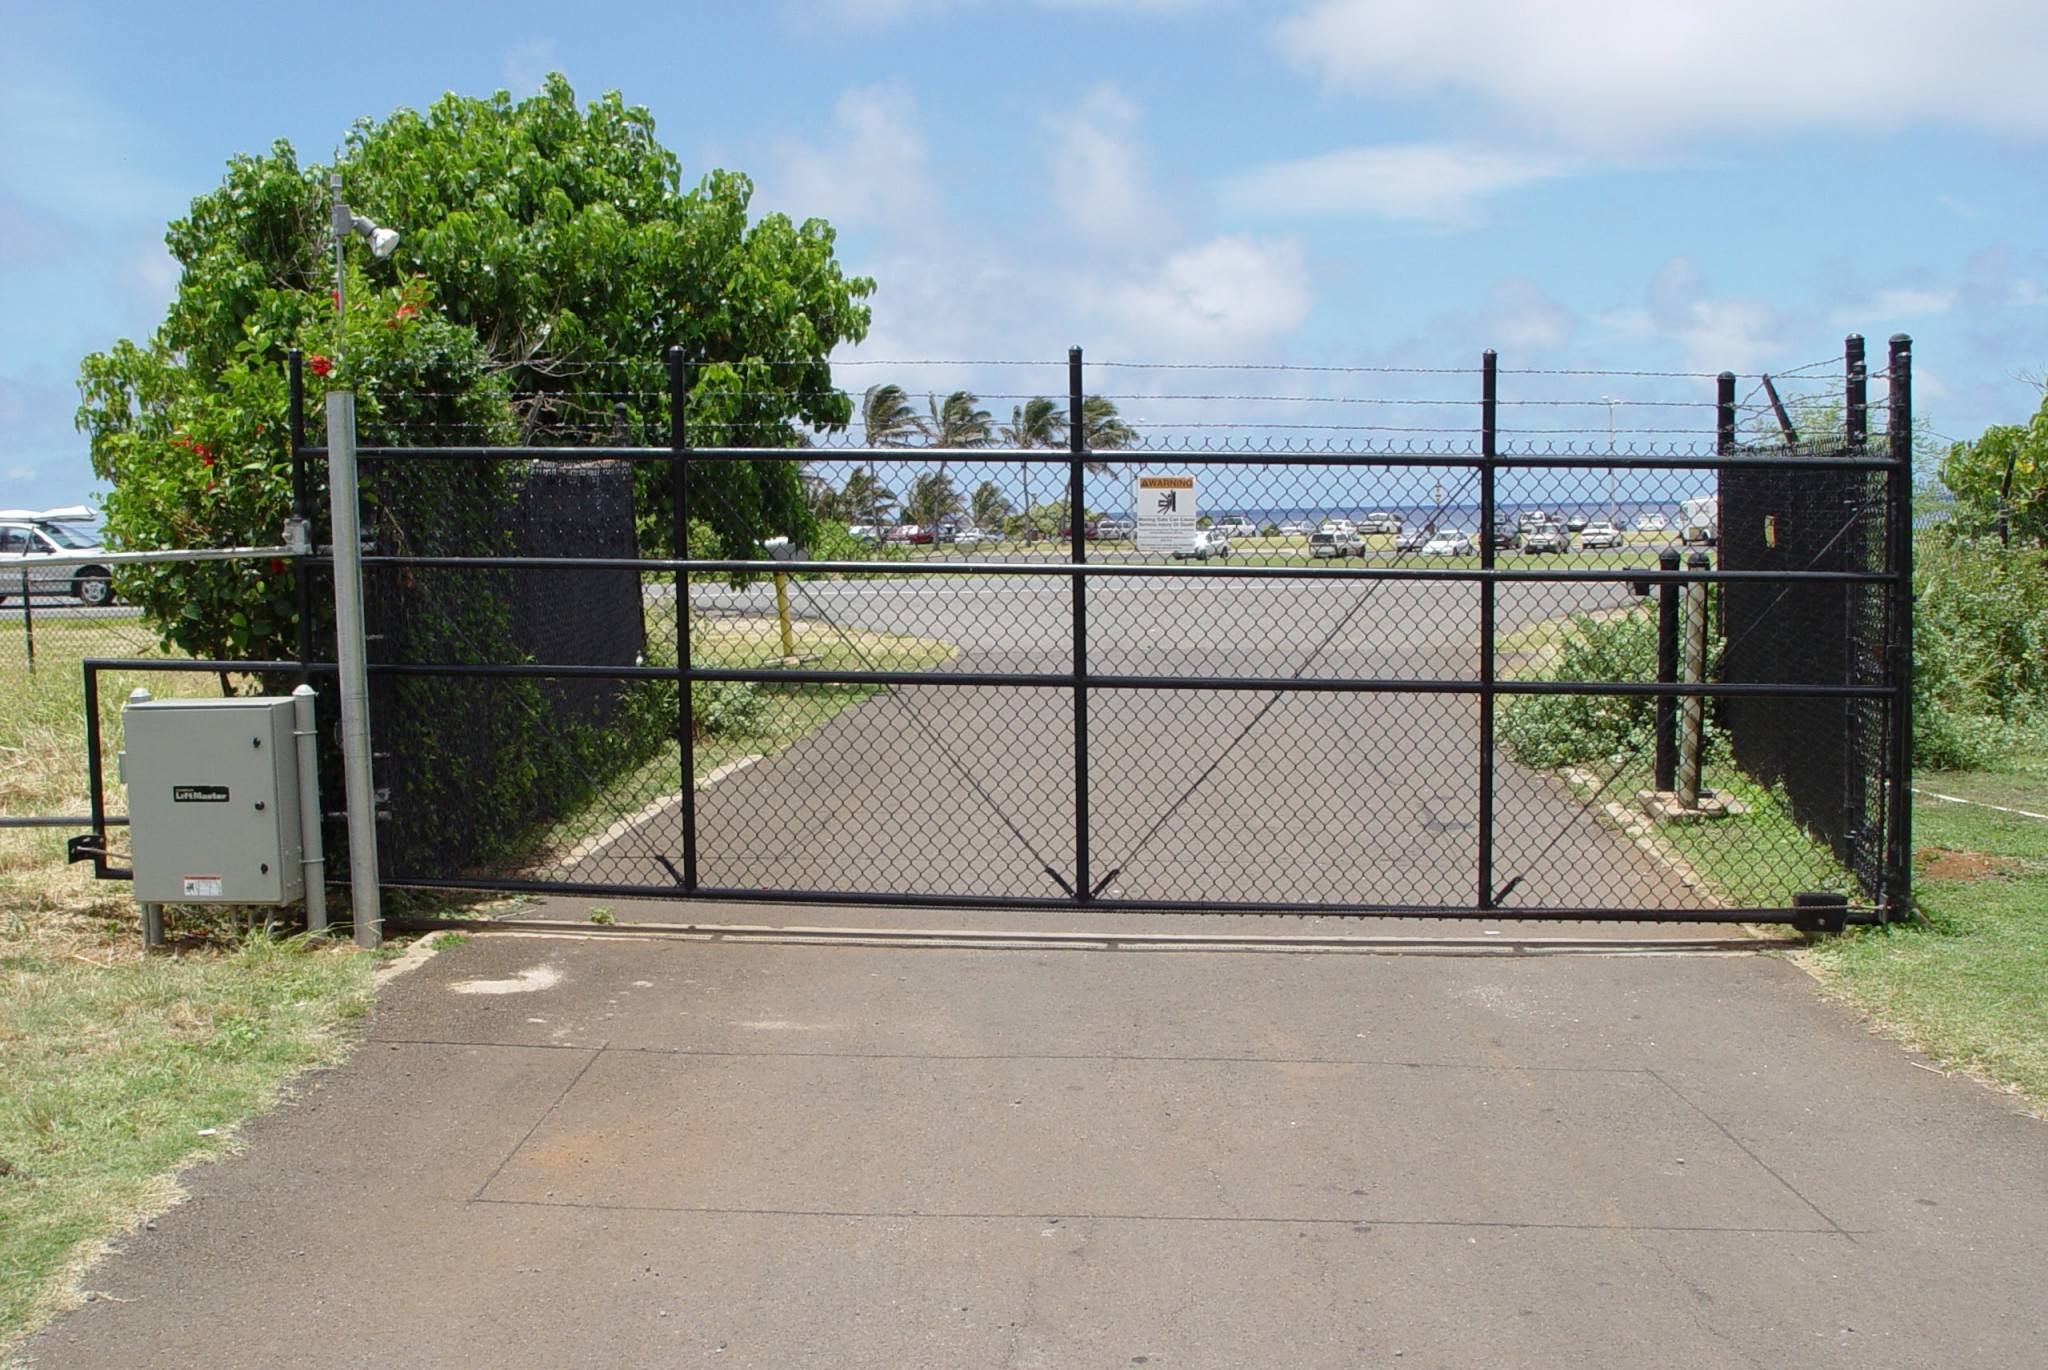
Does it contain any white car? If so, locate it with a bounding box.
[951,525,1000,545]
[1320,518,1358,538]
[1578,520,1624,549]
[1358,511,1402,534]
[0,511,117,607]
[1419,529,1476,556]
[1173,529,1232,560]
[1211,515,1259,540]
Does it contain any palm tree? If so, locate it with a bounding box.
[1001,398,1062,541]
[837,467,896,525]
[858,383,921,531]
[861,384,922,447]
[905,471,965,529]
[970,480,1014,531]
[1000,397,1065,450]
[1081,395,1138,452]
[926,391,994,448]
[916,391,992,537]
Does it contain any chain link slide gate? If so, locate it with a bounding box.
[308,336,1912,927]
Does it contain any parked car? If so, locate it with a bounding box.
[1320,518,1358,538]
[1172,529,1232,560]
[1515,509,1548,533]
[1522,522,1570,553]
[1566,513,1589,532]
[1308,529,1361,558]
[1635,511,1669,532]
[1357,511,1403,535]
[1488,521,1521,551]
[847,523,886,542]
[951,525,999,546]
[1277,518,1317,536]
[1393,523,1433,553]
[1095,517,1135,540]
[1211,515,1259,540]
[0,510,117,607]
[1578,519,1624,549]
[1419,529,1476,556]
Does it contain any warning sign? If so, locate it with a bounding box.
[1135,474,1198,554]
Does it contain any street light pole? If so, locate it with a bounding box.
[1601,395,1621,525]
[322,172,402,947]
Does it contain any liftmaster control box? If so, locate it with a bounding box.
[123,695,306,905]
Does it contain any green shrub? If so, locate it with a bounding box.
[1501,607,1728,771]
[691,679,768,738]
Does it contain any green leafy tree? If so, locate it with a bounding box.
[1941,395,2048,545]
[78,74,876,654]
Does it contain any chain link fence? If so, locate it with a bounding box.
[301,339,1910,923]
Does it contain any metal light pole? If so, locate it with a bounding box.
[324,173,401,947]
[1601,395,1621,525]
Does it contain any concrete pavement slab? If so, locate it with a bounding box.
[22,931,2047,1368]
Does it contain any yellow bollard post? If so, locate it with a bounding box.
[774,569,796,662]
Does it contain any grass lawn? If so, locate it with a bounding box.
[517,613,956,873]
[1802,764,2048,1113]
[0,623,387,1355]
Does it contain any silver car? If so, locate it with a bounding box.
[0,516,116,607]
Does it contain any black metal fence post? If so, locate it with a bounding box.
[288,349,311,677]
[1845,335,1867,448]
[1717,372,1738,454]
[1478,350,1497,908]
[668,345,698,892]
[1069,346,1091,903]
[18,567,30,673]
[1886,334,1914,921]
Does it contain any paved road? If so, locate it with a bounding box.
[24,930,2048,1368]
[588,572,1705,913]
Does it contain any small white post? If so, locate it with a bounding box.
[291,684,328,934]
[326,390,381,947]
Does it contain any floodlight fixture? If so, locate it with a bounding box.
[350,213,401,259]
[326,172,406,367]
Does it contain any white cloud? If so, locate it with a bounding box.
[772,84,935,229]
[1604,257,1789,373]
[1105,234,1313,357]
[1277,0,2048,149]
[500,39,558,96]
[794,0,1210,23]
[1045,86,1167,246]
[1222,143,1567,227]
[1872,288,1955,319]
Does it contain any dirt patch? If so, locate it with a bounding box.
[1916,847,2022,881]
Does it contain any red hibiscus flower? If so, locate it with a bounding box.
[308,354,334,378]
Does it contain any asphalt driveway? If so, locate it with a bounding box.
[601,572,1708,913]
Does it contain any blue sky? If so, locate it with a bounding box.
[4,0,2047,511]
